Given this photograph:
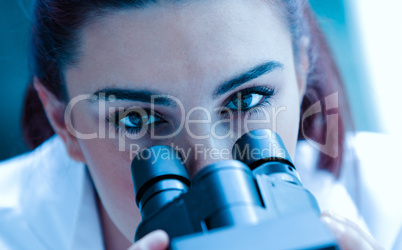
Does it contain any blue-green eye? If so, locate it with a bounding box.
[108,109,165,134]
[120,112,162,132]
[225,86,275,111]
[226,93,265,110]
[120,112,161,129]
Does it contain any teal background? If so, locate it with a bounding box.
[0,0,379,161]
[0,0,32,161]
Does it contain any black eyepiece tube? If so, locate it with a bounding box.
[232,129,294,170]
[232,129,301,185]
[131,145,190,219]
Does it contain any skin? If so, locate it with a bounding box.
[34,0,382,249]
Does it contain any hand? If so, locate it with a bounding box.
[127,230,169,250]
[321,211,384,250]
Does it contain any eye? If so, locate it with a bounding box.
[120,111,161,129]
[226,92,265,110]
[108,109,165,134]
[225,86,275,112]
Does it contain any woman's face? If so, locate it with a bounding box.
[63,0,306,241]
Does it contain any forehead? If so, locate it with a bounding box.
[65,0,292,97]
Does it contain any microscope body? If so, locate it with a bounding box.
[131,130,339,249]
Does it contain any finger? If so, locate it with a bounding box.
[128,230,169,250]
[321,212,383,250]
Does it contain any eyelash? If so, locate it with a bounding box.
[107,85,276,135]
[221,86,275,118]
[106,110,166,135]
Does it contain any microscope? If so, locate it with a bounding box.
[131,129,338,249]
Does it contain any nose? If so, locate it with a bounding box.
[174,135,233,178]
[171,112,234,178]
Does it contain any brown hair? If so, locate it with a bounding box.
[22,0,353,177]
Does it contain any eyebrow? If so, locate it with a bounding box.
[90,88,176,107]
[90,61,283,106]
[212,61,283,99]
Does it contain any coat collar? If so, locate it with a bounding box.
[0,135,104,249]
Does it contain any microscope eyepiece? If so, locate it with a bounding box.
[131,145,190,218]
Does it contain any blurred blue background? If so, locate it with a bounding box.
[0,0,32,161]
[0,0,392,161]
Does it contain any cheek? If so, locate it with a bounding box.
[271,75,302,159]
[78,137,142,240]
[274,99,300,160]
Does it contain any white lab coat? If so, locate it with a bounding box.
[0,133,401,249]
